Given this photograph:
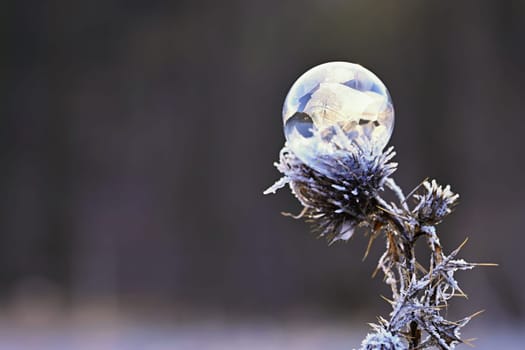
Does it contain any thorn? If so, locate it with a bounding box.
[433,304,447,310]
[449,237,469,257]
[452,293,467,298]
[371,265,381,278]
[380,294,394,305]
[281,207,308,219]
[403,177,430,204]
[467,309,485,319]
[377,206,404,218]
[462,338,477,347]
[455,286,468,299]
[363,231,380,261]
[415,261,428,274]
[456,237,469,251]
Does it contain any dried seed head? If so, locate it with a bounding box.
[265,132,397,243]
[413,180,459,225]
[360,329,405,350]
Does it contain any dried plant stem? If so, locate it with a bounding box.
[375,182,461,349]
[266,141,488,349]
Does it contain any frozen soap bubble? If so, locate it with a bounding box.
[282,61,394,168]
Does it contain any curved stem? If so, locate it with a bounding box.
[376,189,422,349]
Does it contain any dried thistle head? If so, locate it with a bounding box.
[360,327,405,350]
[265,130,397,243]
[413,180,459,225]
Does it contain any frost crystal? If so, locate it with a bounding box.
[265,129,397,243]
[413,180,459,225]
[265,133,486,349]
[360,328,405,350]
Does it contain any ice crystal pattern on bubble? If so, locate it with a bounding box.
[282,61,394,173]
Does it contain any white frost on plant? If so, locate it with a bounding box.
[360,328,405,350]
[265,131,484,349]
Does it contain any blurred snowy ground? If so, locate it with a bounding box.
[0,312,523,350]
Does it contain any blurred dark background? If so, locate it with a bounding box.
[1,0,525,348]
